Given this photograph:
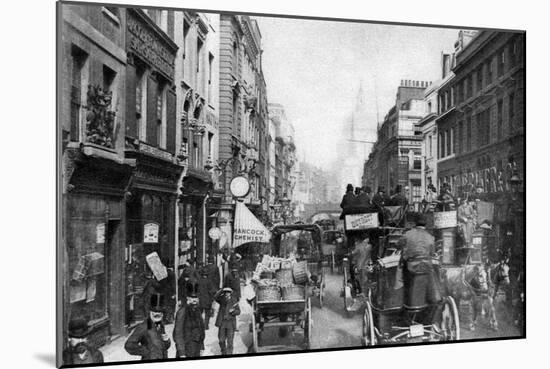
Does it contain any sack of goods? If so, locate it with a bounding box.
[251,255,308,301]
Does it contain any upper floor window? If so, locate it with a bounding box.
[497,99,504,140]
[498,49,505,77]
[70,46,88,142]
[457,80,464,103]
[466,117,472,152]
[476,66,483,92]
[466,75,473,98]
[156,83,165,148]
[232,41,238,76]
[182,21,190,80]
[208,53,214,102]
[509,38,519,66]
[509,92,515,129]
[486,58,493,84]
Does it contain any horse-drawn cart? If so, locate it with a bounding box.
[249,224,323,351]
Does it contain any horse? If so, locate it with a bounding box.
[442,264,499,331]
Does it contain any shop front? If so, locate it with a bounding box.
[124,142,183,328]
[63,149,133,347]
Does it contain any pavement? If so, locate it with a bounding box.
[100,285,254,362]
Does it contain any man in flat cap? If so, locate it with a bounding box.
[173,281,205,358]
[214,287,241,355]
[62,317,104,365]
[125,293,171,360]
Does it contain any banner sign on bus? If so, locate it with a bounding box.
[345,212,379,230]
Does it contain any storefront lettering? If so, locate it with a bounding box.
[457,163,516,195]
[128,14,175,80]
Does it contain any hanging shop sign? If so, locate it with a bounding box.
[434,211,458,229]
[208,227,222,240]
[96,223,106,244]
[230,176,250,198]
[344,212,379,231]
[144,222,159,243]
[233,201,271,248]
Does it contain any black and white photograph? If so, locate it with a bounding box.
[54,0,527,367]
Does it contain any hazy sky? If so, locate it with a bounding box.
[255,16,460,170]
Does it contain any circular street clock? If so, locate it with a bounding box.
[229,176,250,198]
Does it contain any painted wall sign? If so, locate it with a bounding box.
[96,223,105,244]
[434,211,458,229]
[345,212,379,231]
[144,223,159,243]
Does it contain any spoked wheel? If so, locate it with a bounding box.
[362,301,376,346]
[304,298,312,349]
[251,312,259,352]
[343,258,352,312]
[440,296,460,341]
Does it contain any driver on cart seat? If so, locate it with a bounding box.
[398,213,442,309]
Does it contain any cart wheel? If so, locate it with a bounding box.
[441,296,460,341]
[304,298,312,349]
[362,301,376,346]
[251,312,259,352]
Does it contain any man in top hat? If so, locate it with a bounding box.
[390,184,409,207]
[339,183,356,220]
[173,281,205,358]
[62,317,104,365]
[223,265,242,301]
[372,186,390,209]
[197,267,217,329]
[125,293,171,360]
[214,287,241,355]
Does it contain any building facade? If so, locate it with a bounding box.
[434,30,525,252]
[173,11,221,270]
[363,80,430,203]
[217,15,268,242]
[60,3,133,347]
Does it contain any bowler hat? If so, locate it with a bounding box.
[222,287,233,294]
[149,293,166,313]
[68,317,91,338]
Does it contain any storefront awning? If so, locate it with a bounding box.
[232,201,271,248]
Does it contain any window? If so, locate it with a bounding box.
[451,127,455,154]
[457,80,464,103]
[428,135,433,157]
[476,66,483,92]
[232,94,238,129]
[466,117,472,152]
[446,130,451,156]
[509,93,515,130]
[193,142,199,168]
[509,38,518,66]
[458,121,463,154]
[446,90,451,109]
[477,109,490,147]
[439,94,445,114]
[411,180,422,202]
[182,21,190,80]
[70,46,87,142]
[486,58,493,84]
[497,99,503,140]
[413,158,422,170]
[208,132,213,159]
[427,101,432,113]
[466,75,472,98]
[156,84,164,148]
[498,49,505,77]
[208,53,214,102]
[102,65,116,93]
[439,132,444,158]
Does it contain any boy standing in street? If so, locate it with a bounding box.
[214,287,241,355]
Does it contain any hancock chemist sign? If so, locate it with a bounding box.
[232,201,271,248]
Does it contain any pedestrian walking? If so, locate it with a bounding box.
[173,281,205,358]
[214,287,241,355]
[198,268,216,329]
[62,317,104,365]
[223,266,241,301]
[124,293,171,360]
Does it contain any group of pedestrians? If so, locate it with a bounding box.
[63,256,244,365]
[340,183,411,218]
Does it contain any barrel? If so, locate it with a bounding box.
[281,285,305,300]
[257,285,282,302]
[292,261,308,284]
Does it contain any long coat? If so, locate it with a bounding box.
[223,274,241,300]
[214,292,241,329]
[124,319,171,360]
[62,344,104,365]
[197,276,217,308]
[173,305,205,356]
